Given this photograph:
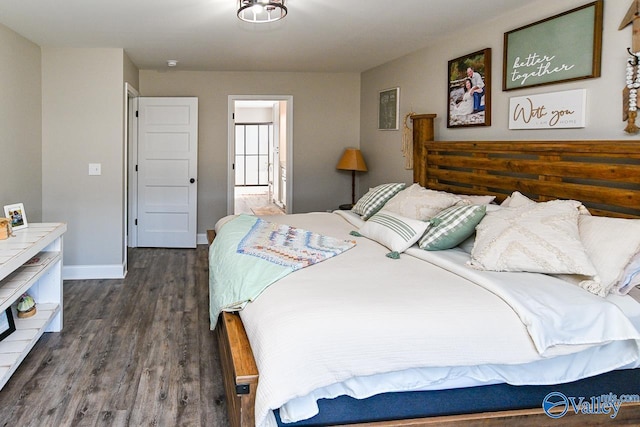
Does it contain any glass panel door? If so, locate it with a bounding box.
[235,123,273,186]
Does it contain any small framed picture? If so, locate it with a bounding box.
[0,307,16,342]
[4,203,28,230]
[378,87,400,130]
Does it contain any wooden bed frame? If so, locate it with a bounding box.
[211,114,640,427]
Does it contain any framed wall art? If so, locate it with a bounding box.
[0,307,16,342]
[509,89,587,129]
[378,87,399,130]
[503,0,603,91]
[4,203,28,231]
[447,48,491,128]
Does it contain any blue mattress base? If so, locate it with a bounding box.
[275,368,639,426]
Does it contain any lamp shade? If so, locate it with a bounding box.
[336,148,368,172]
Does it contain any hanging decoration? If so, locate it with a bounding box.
[625,49,640,134]
[619,0,640,134]
[401,112,415,170]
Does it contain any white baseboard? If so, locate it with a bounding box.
[63,264,126,280]
[197,233,209,245]
[64,237,209,280]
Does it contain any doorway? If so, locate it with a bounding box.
[124,83,139,273]
[228,96,293,215]
[234,122,278,215]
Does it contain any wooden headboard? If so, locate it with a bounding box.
[411,114,640,219]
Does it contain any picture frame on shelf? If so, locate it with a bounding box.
[0,308,16,342]
[3,203,27,231]
[502,0,603,91]
[378,87,399,130]
[447,48,491,128]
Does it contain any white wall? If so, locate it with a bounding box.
[0,24,42,220]
[42,48,126,274]
[140,70,361,231]
[360,0,636,190]
[123,52,139,90]
[235,107,273,123]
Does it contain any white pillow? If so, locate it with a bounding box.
[501,191,639,296]
[358,210,429,254]
[458,194,496,205]
[501,191,532,208]
[556,216,640,296]
[470,200,598,281]
[457,205,502,254]
[618,252,640,294]
[503,191,591,215]
[383,183,465,221]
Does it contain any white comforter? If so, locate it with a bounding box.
[215,211,640,427]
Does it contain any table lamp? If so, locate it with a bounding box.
[336,148,368,207]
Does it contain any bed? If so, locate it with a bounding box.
[209,113,640,427]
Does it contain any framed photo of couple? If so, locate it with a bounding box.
[3,203,27,231]
[447,48,491,128]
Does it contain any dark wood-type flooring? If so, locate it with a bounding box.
[0,246,229,427]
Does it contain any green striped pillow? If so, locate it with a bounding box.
[352,183,406,220]
[419,205,486,251]
[359,210,429,253]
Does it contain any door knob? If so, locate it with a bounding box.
[190,178,195,183]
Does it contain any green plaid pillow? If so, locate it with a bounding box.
[352,183,406,220]
[419,204,486,251]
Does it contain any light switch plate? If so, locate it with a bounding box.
[88,163,101,176]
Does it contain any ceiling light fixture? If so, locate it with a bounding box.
[237,0,287,24]
[167,60,178,67]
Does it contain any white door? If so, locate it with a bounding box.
[137,97,198,248]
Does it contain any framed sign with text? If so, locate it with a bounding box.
[509,89,586,129]
[503,0,603,91]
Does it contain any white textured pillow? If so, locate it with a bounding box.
[501,191,533,208]
[458,194,496,205]
[383,183,465,221]
[470,200,598,280]
[358,210,429,254]
[503,191,591,215]
[457,206,503,253]
[556,216,640,296]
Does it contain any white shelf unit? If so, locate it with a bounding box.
[0,223,66,390]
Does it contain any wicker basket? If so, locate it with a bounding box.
[0,218,11,240]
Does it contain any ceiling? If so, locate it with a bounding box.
[0,0,533,73]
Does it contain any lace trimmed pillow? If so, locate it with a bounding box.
[469,200,599,287]
[499,191,639,296]
[383,183,466,221]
